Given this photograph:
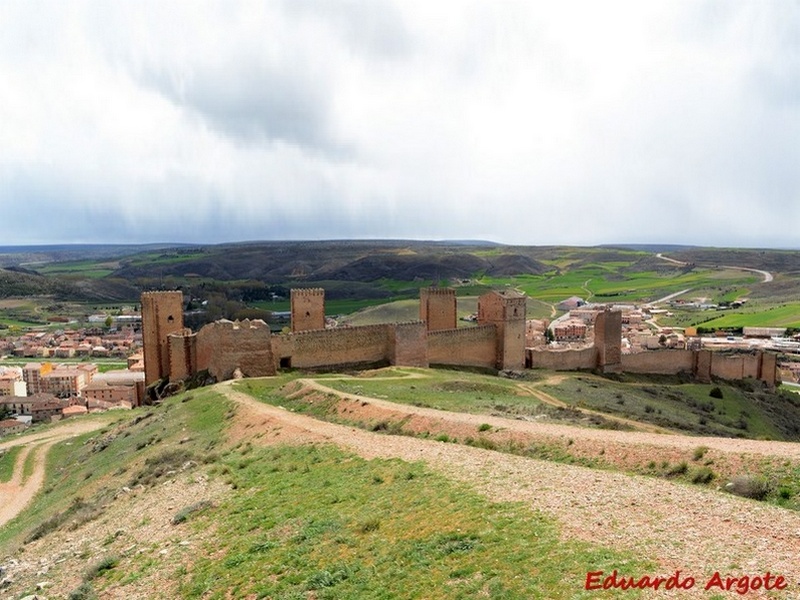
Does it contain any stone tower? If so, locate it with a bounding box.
[419,287,457,331]
[595,309,622,373]
[291,288,325,332]
[141,291,185,386]
[478,290,526,371]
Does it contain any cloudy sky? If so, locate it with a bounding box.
[1,1,798,247]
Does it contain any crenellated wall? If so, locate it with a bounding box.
[288,324,391,369]
[428,325,497,368]
[195,319,276,381]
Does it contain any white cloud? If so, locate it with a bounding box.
[0,1,798,247]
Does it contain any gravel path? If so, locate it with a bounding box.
[223,381,800,599]
[0,420,106,528]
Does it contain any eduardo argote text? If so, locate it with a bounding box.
[585,570,787,595]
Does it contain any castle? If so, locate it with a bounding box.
[141,288,777,391]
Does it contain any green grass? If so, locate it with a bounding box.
[0,445,22,482]
[479,266,758,305]
[181,444,651,599]
[692,302,800,330]
[0,387,230,549]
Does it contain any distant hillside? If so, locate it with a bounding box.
[109,242,549,283]
[0,268,139,301]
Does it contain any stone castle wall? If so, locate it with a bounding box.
[389,321,429,367]
[527,346,597,371]
[621,349,695,375]
[288,324,392,369]
[428,325,497,369]
[195,319,276,381]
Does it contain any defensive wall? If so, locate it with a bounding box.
[195,319,276,381]
[527,347,597,371]
[143,288,521,384]
[428,325,497,369]
[143,288,778,390]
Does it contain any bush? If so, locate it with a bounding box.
[692,446,709,461]
[690,467,715,484]
[172,500,214,525]
[727,475,773,501]
[85,554,119,581]
[709,387,724,399]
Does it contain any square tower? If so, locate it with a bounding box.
[141,291,185,385]
[291,288,325,332]
[594,309,622,373]
[420,287,457,331]
[478,290,526,371]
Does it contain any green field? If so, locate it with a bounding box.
[690,303,800,330]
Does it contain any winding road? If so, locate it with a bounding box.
[0,420,105,527]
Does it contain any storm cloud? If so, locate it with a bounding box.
[0,1,798,247]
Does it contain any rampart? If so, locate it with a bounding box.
[195,319,276,381]
[287,324,392,369]
[389,322,429,367]
[428,325,497,369]
[621,349,695,375]
[527,347,596,371]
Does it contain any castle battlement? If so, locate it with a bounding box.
[291,288,325,296]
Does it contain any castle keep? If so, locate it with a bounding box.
[142,287,778,389]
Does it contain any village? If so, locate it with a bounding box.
[0,322,145,436]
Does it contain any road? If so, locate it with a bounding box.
[656,253,773,283]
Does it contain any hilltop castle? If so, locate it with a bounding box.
[141,287,777,391]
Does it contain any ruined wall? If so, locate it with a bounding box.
[291,288,325,332]
[428,325,497,369]
[595,310,622,373]
[621,350,695,375]
[288,325,391,369]
[389,321,429,367]
[168,329,197,383]
[196,319,276,381]
[141,291,184,385]
[527,347,596,371]
[420,288,457,332]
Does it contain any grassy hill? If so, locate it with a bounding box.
[0,384,649,599]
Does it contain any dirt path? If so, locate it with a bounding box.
[222,380,800,598]
[0,420,106,527]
